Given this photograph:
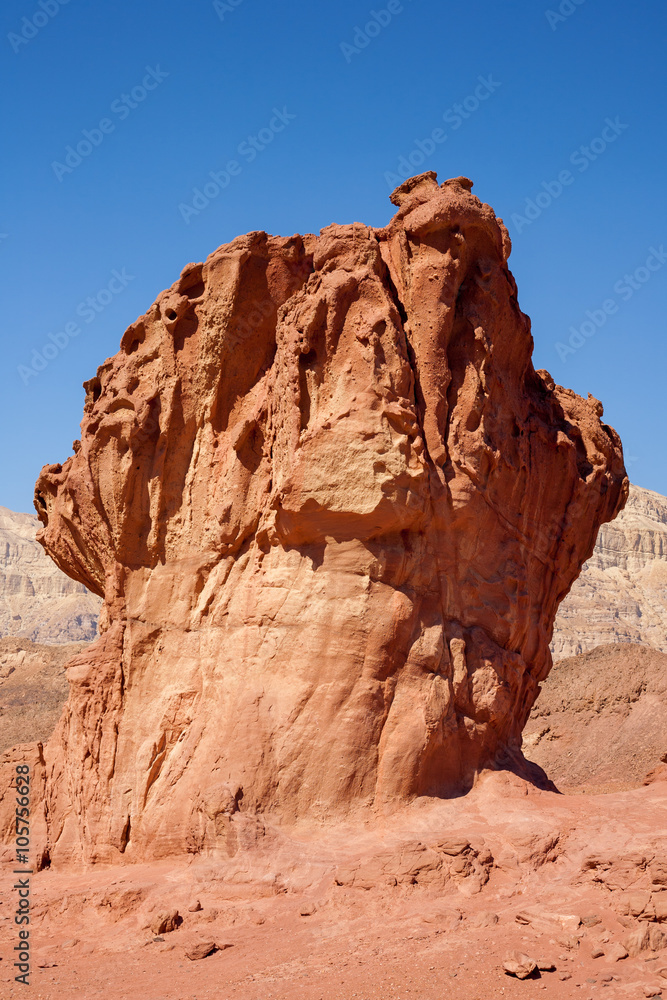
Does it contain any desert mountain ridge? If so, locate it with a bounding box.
[0,504,100,644]
[552,482,667,657]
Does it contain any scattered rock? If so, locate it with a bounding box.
[559,972,572,981]
[188,900,202,912]
[503,952,537,979]
[606,942,629,962]
[185,941,217,961]
[537,960,556,972]
[556,934,581,950]
[300,904,316,916]
[591,947,605,958]
[626,923,667,957]
[643,988,662,999]
[150,909,180,935]
[582,915,602,927]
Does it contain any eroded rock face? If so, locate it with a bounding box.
[32,173,627,862]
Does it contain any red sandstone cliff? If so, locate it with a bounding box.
[29,173,626,863]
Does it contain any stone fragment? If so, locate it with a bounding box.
[150,910,180,935]
[606,941,628,962]
[503,952,537,979]
[185,941,217,961]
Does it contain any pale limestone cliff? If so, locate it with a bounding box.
[0,505,100,643]
[552,485,667,658]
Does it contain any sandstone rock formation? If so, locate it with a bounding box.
[29,172,627,863]
[552,485,667,658]
[523,643,667,791]
[0,505,100,643]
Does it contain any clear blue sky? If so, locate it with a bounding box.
[1,0,665,513]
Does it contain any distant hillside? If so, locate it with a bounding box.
[0,505,100,643]
[0,637,89,752]
[524,643,667,791]
[552,484,667,658]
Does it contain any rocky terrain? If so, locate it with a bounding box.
[0,506,100,644]
[552,485,667,658]
[1,769,667,999]
[524,643,667,792]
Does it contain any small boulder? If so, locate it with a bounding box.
[626,923,667,957]
[624,892,652,918]
[185,941,217,961]
[606,941,628,962]
[503,952,537,979]
[188,900,202,912]
[151,909,180,935]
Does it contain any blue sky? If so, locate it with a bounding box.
[0,0,665,513]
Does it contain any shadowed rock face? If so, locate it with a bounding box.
[33,173,627,863]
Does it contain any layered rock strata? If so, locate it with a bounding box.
[31,173,627,862]
[552,485,667,657]
[0,505,99,643]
